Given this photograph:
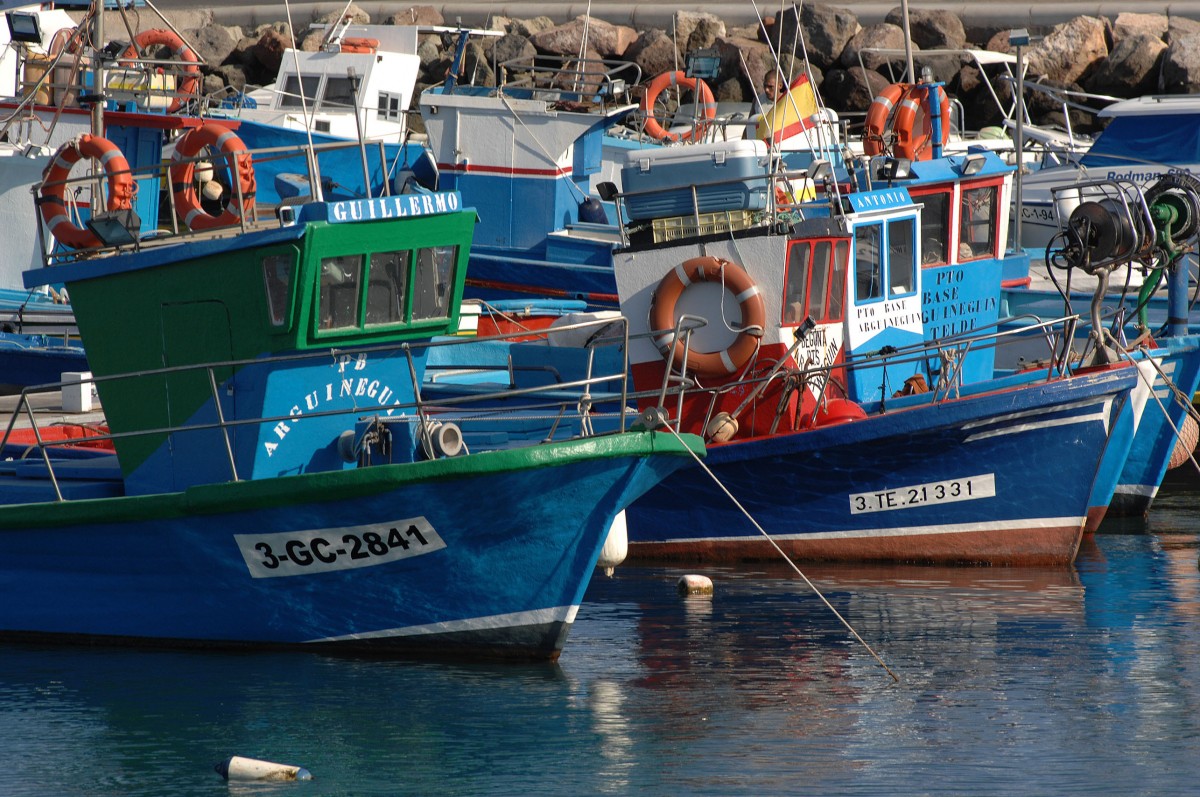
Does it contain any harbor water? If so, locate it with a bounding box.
[4,472,1200,796]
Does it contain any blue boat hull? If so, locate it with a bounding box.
[0,438,687,659]
[627,368,1136,565]
[1111,337,1200,516]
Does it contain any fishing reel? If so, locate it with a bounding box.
[1048,174,1200,275]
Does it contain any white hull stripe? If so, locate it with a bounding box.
[308,605,579,643]
[960,396,1110,430]
[645,516,1084,543]
[1112,484,1159,498]
[963,409,1110,442]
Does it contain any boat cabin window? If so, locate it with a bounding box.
[366,251,411,325]
[782,238,850,325]
[855,217,917,302]
[888,218,915,295]
[378,92,404,121]
[314,244,460,333]
[262,253,295,327]
[911,189,950,265]
[321,76,356,110]
[319,255,364,330]
[412,245,459,321]
[959,184,998,260]
[279,75,322,109]
[855,224,883,301]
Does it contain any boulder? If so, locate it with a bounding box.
[883,8,966,51]
[626,29,678,81]
[675,11,726,54]
[184,26,240,68]
[1112,12,1168,43]
[1085,33,1166,97]
[820,65,888,114]
[773,4,860,72]
[316,3,369,26]
[1027,16,1109,86]
[1160,32,1200,93]
[529,16,638,59]
[384,6,443,27]
[840,23,909,72]
[251,27,289,76]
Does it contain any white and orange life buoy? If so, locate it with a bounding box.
[640,71,716,143]
[862,82,908,157]
[893,84,951,161]
[863,83,951,160]
[38,134,134,250]
[649,256,766,378]
[121,29,200,113]
[170,123,256,231]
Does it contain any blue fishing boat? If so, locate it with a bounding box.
[604,158,1137,564]
[0,132,703,659]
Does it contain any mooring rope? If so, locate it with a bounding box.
[661,423,900,683]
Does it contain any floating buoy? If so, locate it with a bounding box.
[214,755,312,781]
[677,574,714,597]
[596,511,628,577]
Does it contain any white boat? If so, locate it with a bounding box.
[1015,94,1200,251]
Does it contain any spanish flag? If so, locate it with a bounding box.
[755,73,820,145]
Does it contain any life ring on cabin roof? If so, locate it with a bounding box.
[640,71,716,143]
[38,134,134,250]
[863,82,908,157]
[893,84,951,161]
[649,256,766,378]
[120,29,200,113]
[169,123,256,231]
[339,37,379,53]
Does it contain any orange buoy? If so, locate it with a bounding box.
[120,29,200,113]
[38,135,134,250]
[640,71,716,143]
[169,123,256,231]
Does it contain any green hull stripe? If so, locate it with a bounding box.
[0,431,703,529]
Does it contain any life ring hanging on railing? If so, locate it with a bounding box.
[169,123,256,231]
[120,28,200,113]
[640,71,717,143]
[649,256,766,379]
[863,83,950,161]
[893,84,950,161]
[38,134,134,250]
[862,82,908,157]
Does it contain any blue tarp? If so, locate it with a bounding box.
[1081,114,1200,172]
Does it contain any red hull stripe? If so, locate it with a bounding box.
[437,162,572,178]
[628,522,1085,566]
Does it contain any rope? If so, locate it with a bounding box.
[660,423,900,683]
[1135,351,1200,477]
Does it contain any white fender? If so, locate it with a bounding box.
[596,510,628,576]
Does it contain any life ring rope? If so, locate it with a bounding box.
[640,70,717,143]
[169,123,256,231]
[38,134,135,250]
[649,256,766,378]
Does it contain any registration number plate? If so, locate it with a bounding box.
[849,474,995,515]
[235,517,445,578]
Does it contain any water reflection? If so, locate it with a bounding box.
[2,522,1200,796]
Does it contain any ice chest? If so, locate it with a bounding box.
[621,140,770,221]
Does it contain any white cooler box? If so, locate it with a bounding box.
[620,140,771,221]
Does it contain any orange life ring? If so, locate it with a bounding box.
[121,29,200,113]
[169,123,256,231]
[893,84,951,161]
[38,134,134,250]
[340,37,379,53]
[863,82,908,157]
[640,71,716,143]
[649,256,766,378]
